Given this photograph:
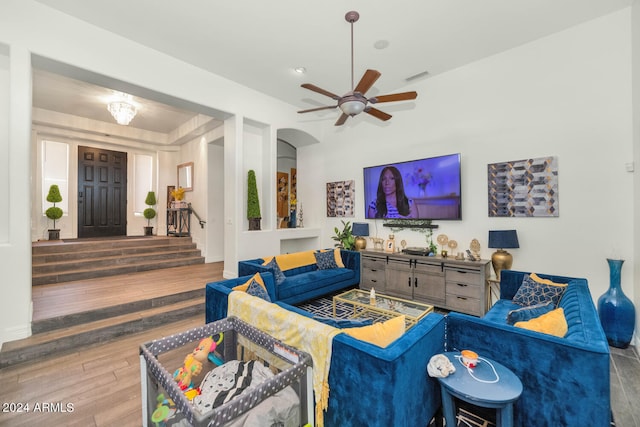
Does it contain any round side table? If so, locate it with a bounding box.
[437,352,523,427]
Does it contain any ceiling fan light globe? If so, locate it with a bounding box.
[339,99,366,116]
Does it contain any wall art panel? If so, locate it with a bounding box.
[488,156,558,217]
[326,180,354,217]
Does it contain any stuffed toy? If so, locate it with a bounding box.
[173,334,224,394]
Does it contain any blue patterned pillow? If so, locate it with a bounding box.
[506,301,554,325]
[314,250,339,270]
[246,279,272,302]
[264,257,286,285]
[512,274,567,307]
[313,316,373,328]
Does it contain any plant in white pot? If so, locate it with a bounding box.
[45,184,63,240]
[143,191,157,236]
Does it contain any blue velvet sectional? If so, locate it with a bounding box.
[205,269,611,427]
[446,270,611,427]
[205,272,446,427]
[237,249,361,304]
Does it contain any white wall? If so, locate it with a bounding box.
[300,8,636,332]
[0,0,322,344]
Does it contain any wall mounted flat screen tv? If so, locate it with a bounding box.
[363,153,462,220]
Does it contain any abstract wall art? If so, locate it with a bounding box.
[326,180,354,217]
[488,156,559,217]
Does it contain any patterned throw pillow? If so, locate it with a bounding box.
[232,273,271,302]
[512,274,567,307]
[506,301,555,325]
[315,250,339,270]
[246,279,272,302]
[263,257,286,285]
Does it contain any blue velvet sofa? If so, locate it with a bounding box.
[237,249,360,304]
[205,272,446,427]
[446,270,611,427]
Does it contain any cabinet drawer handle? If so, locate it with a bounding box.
[414,277,418,287]
[371,279,377,283]
[371,269,377,272]
[408,277,412,287]
[457,283,468,287]
[457,296,468,300]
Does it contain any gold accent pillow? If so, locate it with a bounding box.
[343,315,406,348]
[514,308,568,337]
[530,273,568,287]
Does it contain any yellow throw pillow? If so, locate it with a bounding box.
[275,250,317,271]
[333,248,345,268]
[343,315,406,348]
[514,308,568,337]
[530,273,568,288]
[233,272,267,293]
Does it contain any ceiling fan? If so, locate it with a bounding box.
[298,11,418,126]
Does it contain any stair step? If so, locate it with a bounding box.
[31,236,205,285]
[32,288,204,334]
[32,241,197,265]
[32,256,205,285]
[32,236,193,255]
[32,248,202,274]
[0,297,205,368]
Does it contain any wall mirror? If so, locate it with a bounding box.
[177,162,194,191]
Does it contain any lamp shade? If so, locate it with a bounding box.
[488,230,519,249]
[352,222,370,237]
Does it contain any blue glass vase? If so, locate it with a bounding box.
[597,259,636,348]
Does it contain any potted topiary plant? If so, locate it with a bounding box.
[45,184,63,240]
[332,220,355,250]
[247,170,261,231]
[143,191,157,236]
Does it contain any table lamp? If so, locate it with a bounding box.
[488,230,519,280]
[352,222,370,251]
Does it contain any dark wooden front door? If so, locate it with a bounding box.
[78,146,127,238]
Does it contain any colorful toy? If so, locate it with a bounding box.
[151,393,176,427]
[173,333,224,397]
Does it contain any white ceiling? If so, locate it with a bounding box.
[31,0,633,135]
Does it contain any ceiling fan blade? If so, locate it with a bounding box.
[301,84,341,100]
[334,113,350,126]
[297,105,338,114]
[369,91,418,104]
[354,69,381,95]
[365,107,392,121]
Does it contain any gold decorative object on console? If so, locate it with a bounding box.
[448,240,458,257]
[371,237,384,251]
[470,238,481,260]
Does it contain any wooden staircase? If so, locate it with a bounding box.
[32,236,205,285]
[0,239,217,368]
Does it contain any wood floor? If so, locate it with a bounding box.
[1,263,223,427]
[1,263,639,426]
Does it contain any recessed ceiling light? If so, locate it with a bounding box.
[294,67,307,74]
[374,40,390,50]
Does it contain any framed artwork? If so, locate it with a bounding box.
[326,180,354,217]
[290,168,297,203]
[488,156,559,217]
[277,172,289,218]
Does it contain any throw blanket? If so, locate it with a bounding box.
[228,291,341,427]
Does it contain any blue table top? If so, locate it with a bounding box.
[438,351,523,405]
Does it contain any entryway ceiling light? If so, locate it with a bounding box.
[107,92,137,125]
